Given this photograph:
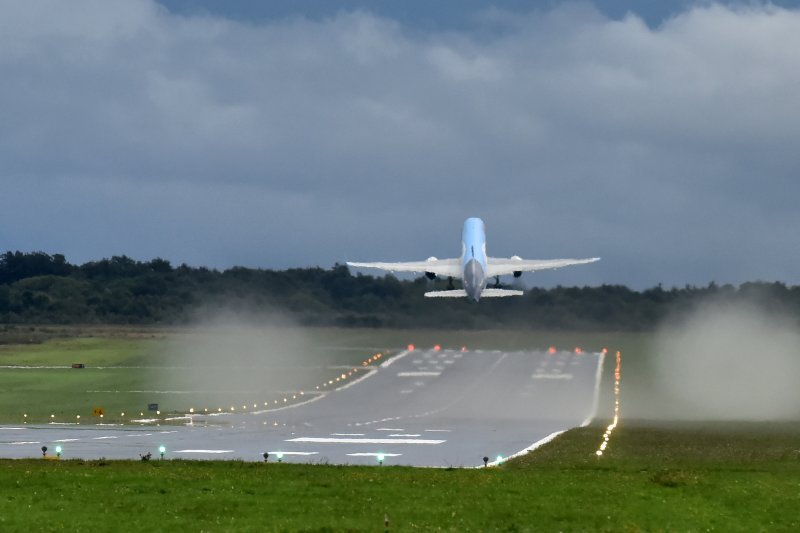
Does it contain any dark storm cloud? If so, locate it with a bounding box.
[2,1,800,287]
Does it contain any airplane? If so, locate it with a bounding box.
[347,217,600,301]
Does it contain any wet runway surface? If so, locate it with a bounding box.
[0,348,603,467]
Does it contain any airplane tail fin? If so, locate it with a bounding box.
[481,288,524,297]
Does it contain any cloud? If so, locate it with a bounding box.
[2,1,799,286]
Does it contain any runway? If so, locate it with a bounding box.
[0,348,604,467]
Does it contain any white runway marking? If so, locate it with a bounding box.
[376,428,404,431]
[54,438,79,443]
[331,433,364,436]
[0,428,27,430]
[268,451,319,456]
[10,441,40,445]
[389,434,420,437]
[347,452,402,457]
[400,389,414,394]
[287,437,445,445]
[424,429,451,433]
[531,374,573,380]
[175,449,234,454]
[397,371,441,377]
[92,436,118,440]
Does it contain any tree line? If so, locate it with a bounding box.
[1,251,799,329]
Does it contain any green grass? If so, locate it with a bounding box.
[0,423,798,531]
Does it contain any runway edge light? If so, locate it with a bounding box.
[159,445,166,459]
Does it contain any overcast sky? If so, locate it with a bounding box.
[3,0,800,288]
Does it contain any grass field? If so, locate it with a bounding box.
[0,423,798,531]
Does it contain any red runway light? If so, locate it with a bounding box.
[407,344,415,351]
[574,347,583,354]
[434,344,441,352]
[548,346,557,354]
[602,348,609,354]
[461,346,467,352]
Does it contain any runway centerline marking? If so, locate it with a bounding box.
[376,428,404,431]
[54,438,79,443]
[389,434,420,437]
[10,441,40,445]
[331,433,364,436]
[287,437,445,445]
[92,436,118,440]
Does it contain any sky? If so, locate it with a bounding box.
[2,0,800,288]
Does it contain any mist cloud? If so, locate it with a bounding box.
[645,301,800,420]
[2,2,800,286]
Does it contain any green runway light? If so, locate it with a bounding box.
[55,446,62,458]
[377,453,385,465]
[496,454,503,464]
[276,452,283,462]
[159,445,166,459]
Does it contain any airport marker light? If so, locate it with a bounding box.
[595,350,622,458]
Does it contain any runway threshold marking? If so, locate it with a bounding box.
[287,437,445,445]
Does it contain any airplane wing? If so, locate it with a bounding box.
[347,258,462,278]
[486,257,600,278]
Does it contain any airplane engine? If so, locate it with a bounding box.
[425,257,438,279]
[511,255,522,277]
